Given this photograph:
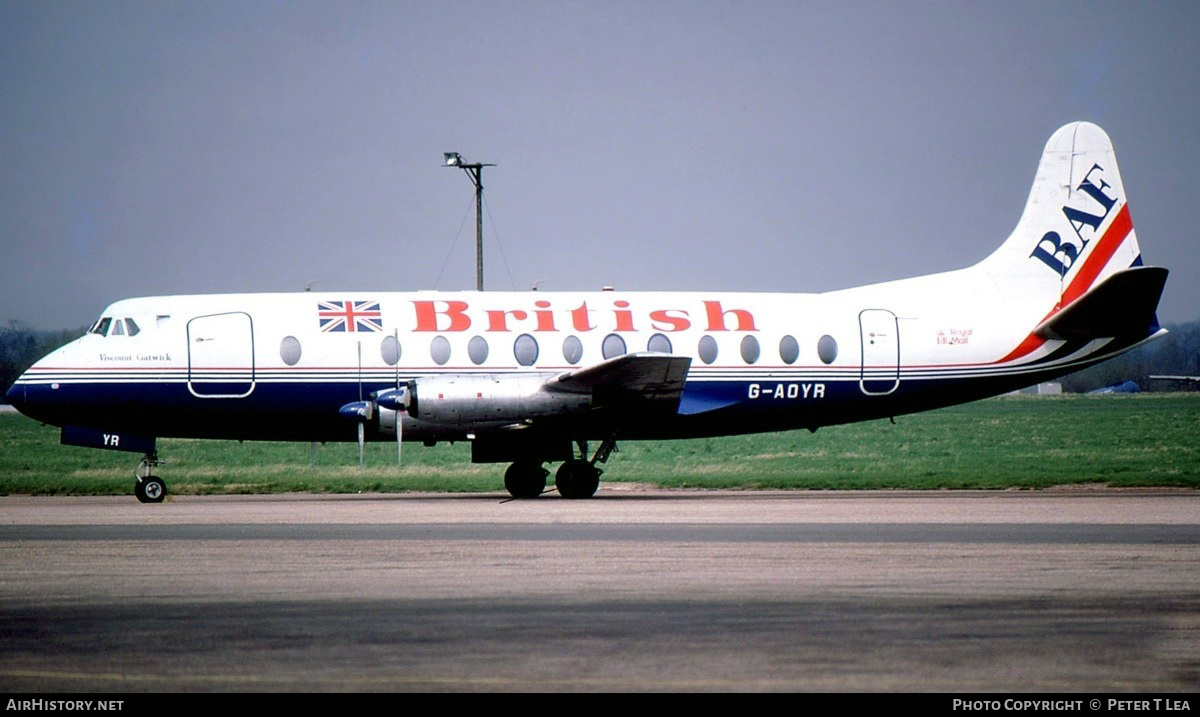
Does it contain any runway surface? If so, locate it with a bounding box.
[1,489,1197,692]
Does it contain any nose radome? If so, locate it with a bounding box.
[5,379,24,410]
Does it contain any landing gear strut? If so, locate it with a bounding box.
[554,438,616,499]
[134,452,166,504]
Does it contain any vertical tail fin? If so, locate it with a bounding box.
[983,122,1165,361]
[985,122,1144,306]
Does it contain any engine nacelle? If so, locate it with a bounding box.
[408,374,590,426]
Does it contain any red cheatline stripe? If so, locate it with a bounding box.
[995,203,1134,365]
[996,332,1047,365]
[1060,203,1133,306]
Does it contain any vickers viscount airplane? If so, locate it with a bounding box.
[6,122,1169,502]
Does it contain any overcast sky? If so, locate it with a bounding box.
[2,0,1197,329]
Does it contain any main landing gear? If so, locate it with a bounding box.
[504,461,549,499]
[555,458,601,499]
[503,438,616,500]
[134,452,166,504]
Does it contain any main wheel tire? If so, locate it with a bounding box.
[504,461,548,499]
[555,459,600,499]
[134,476,166,504]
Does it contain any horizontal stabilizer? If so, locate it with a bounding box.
[1035,266,1169,341]
[548,352,691,408]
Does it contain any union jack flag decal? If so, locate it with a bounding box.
[318,300,384,333]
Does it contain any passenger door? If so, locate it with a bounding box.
[187,312,255,398]
[859,309,899,396]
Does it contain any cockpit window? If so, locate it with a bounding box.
[88,316,144,337]
[90,317,112,336]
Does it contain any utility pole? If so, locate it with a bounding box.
[443,152,495,291]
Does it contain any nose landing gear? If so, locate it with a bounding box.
[134,453,166,503]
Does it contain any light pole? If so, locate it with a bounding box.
[443,152,495,291]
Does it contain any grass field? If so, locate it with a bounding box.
[1,393,1197,495]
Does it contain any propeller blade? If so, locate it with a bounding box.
[395,329,401,466]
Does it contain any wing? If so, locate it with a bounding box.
[545,352,692,411]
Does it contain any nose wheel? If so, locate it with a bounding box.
[134,453,167,504]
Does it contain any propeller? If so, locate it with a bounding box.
[376,386,410,466]
[340,338,410,469]
[357,341,364,466]
[394,330,402,465]
[338,400,372,467]
[358,422,365,466]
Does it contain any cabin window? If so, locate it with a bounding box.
[817,335,838,364]
[125,318,140,336]
[280,336,302,366]
[468,335,489,365]
[431,336,451,366]
[562,335,583,365]
[698,335,718,365]
[779,335,799,364]
[514,334,538,366]
[111,319,125,336]
[740,335,760,364]
[602,333,626,359]
[647,333,672,354]
[380,335,401,366]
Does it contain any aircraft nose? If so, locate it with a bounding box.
[5,379,24,411]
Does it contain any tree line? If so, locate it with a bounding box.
[1,319,1197,401]
[0,322,89,399]
[1058,320,1200,392]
